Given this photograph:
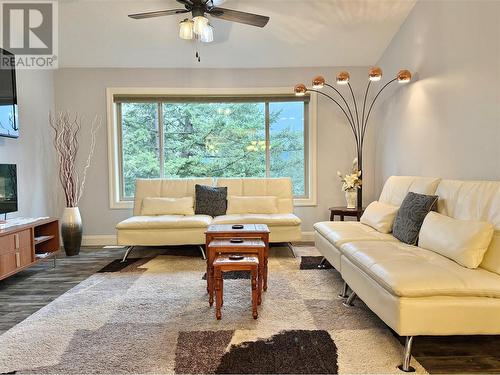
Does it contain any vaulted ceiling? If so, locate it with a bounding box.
[58,0,416,68]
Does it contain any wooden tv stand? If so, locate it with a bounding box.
[0,218,60,281]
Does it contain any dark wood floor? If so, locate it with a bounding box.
[1,246,499,374]
[411,335,500,374]
[0,247,121,334]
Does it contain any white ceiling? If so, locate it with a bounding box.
[58,0,416,68]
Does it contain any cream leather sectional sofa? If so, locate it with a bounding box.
[314,176,500,371]
[116,177,301,259]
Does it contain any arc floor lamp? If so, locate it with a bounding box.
[294,68,412,208]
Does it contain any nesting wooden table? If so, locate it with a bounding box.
[213,255,260,320]
[205,224,270,308]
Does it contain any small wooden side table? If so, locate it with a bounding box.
[329,206,365,222]
[213,255,259,320]
[207,238,266,306]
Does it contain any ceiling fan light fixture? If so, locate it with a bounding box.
[193,15,209,35]
[199,23,214,43]
[179,19,194,40]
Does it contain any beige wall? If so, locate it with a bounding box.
[54,66,377,237]
[1,70,58,219]
[373,0,500,194]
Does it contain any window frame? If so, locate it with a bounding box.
[106,87,317,209]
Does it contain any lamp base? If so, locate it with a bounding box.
[357,186,363,209]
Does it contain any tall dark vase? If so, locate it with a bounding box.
[61,207,82,256]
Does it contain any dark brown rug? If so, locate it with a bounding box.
[300,256,333,270]
[175,330,338,374]
[217,330,338,374]
[98,246,203,273]
[97,258,152,273]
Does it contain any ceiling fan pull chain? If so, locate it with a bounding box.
[196,51,201,62]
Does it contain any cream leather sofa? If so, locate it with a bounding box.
[116,177,301,260]
[314,176,500,371]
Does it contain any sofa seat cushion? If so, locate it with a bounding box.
[116,215,212,230]
[340,240,500,299]
[212,213,301,227]
[313,221,397,247]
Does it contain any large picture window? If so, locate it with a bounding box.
[108,89,317,208]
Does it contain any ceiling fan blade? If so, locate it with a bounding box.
[209,7,270,28]
[176,0,193,6]
[129,9,189,20]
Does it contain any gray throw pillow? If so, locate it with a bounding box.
[195,185,227,217]
[392,192,438,245]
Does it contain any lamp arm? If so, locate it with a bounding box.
[348,82,361,144]
[361,78,397,144]
[308,89,358,145]
[324,83,356,129]
[361,80,372,138]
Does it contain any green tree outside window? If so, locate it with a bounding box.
[120,101,306,198]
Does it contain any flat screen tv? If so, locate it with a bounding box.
[0,164,18,215]
[0,48,18,138]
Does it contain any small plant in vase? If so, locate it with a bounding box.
[50,112,101,256]
[337,159,362,209]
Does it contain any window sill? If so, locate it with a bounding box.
[110,200,133,210]
[293,197,317,207]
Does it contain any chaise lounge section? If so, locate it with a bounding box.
[314,176,500,371]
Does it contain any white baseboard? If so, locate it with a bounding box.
[83,232,316,247]
[83,235,117,247]
[300,231,315,242]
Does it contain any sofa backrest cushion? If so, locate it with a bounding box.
[141,197,195,216]
[419,211,494,269]
[360,201,399,234]
[227,195,279,215]
[133,178,212,216]
[215,178,294,214]
[379,176,441,207]
[435,179,500,274]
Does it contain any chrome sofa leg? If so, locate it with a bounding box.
[338,282,349,299]
[287,243,297,258]
[121,246,135,263]
[198,245,207,260]
[398,336,416,372]
[318,257,327,269]
[342,291,357,307]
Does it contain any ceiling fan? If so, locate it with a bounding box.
[128,0,270,43]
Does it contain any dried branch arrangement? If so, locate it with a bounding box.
[49,111,102,207]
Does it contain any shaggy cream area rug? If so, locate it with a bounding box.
[0,246,427,374]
